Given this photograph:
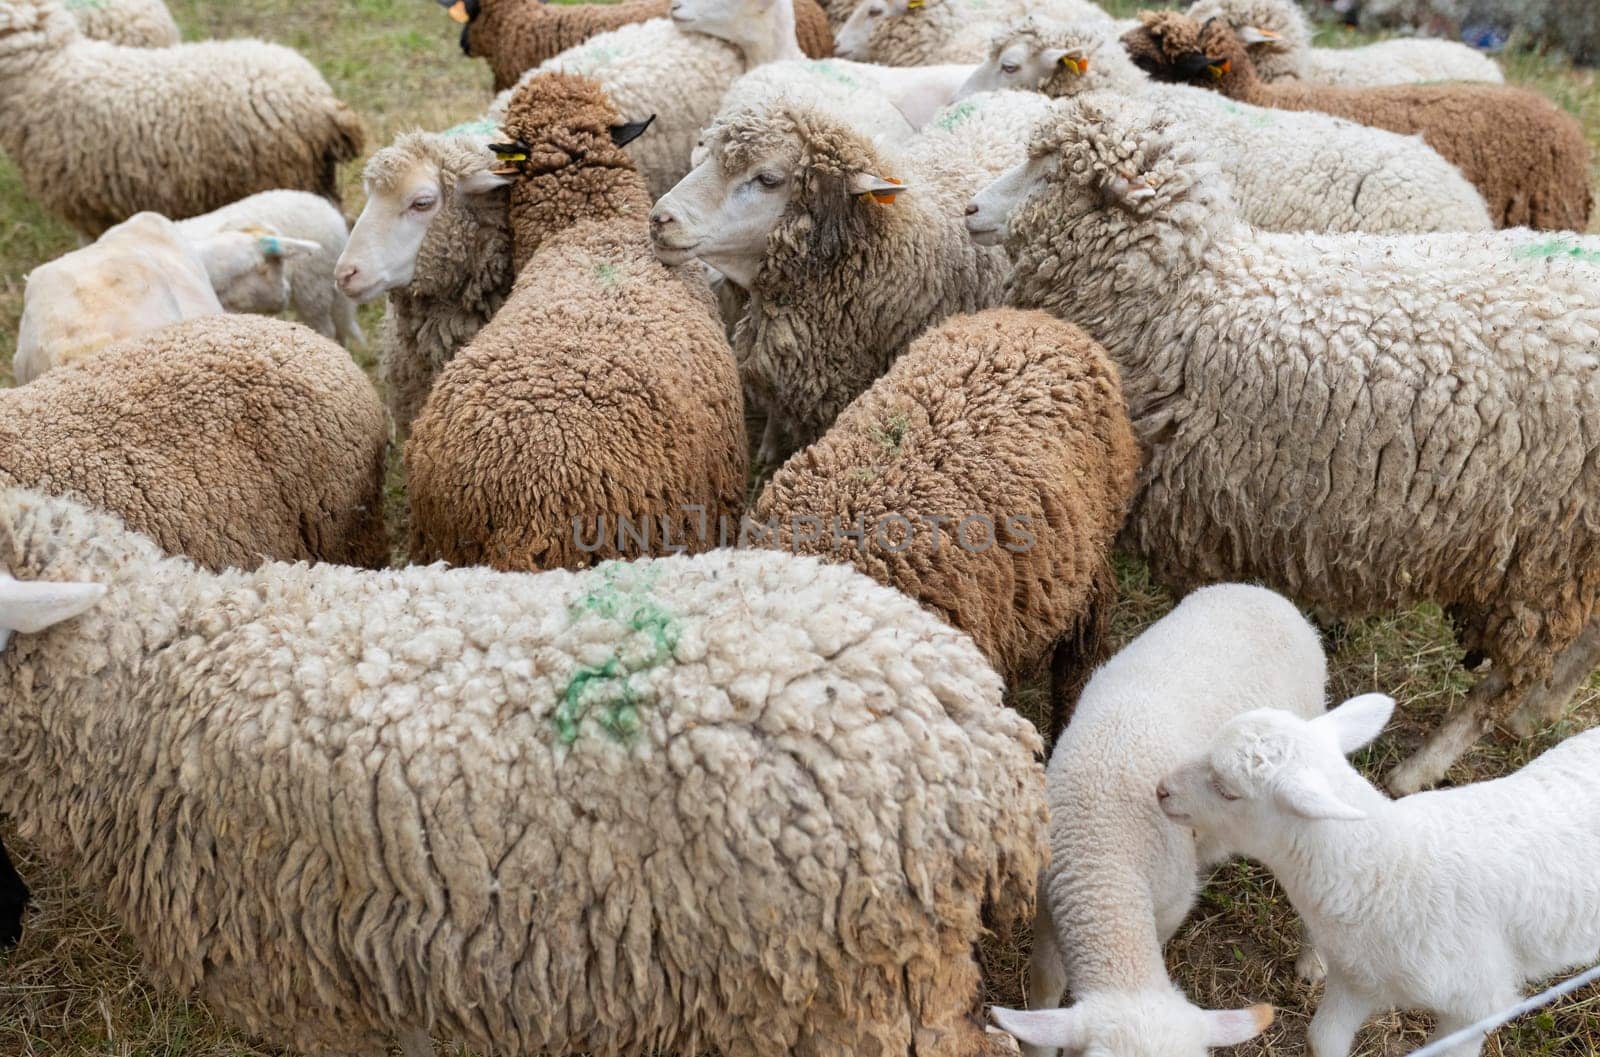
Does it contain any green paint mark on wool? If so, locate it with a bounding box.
[1514,238,1600,265]
[936,100,976,131]
[555,563,680,746]
[579,42,623,67]
[66,0,109,9]
[1217,98,1273,128]
[870,411,910,457]
[594,262,620,285]
[812,61,861,89]
[444,118,499,138]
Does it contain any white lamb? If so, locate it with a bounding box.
[177,190,363,347]
[14,211,317,383]
[957,17,1492,234]
[1159,697,1600,1057]
[990,584,1324,1057]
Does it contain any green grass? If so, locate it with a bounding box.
[2,1,1600,1055]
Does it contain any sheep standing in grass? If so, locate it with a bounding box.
[835,0,1110,65]
[992,584,1324,1057]
[0,486,1047,1057]
[445,0,834,92]
[1160,696,1600,1057]
[958,18,1491,234]
[1125,12,1591,230]
[755,309,1139,732]
[0,0,364,236]
[337,130,513,434]
[177,190,364,347]
[407,74,746,572]
[63,0,177,46]
[1188,0,1502,85]
[651,95,1009,463]
[967,92,1600,794]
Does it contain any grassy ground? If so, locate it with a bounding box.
[1,1,1599,1055]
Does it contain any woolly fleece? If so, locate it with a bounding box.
[1125,12,1592,230]
[407,74,746,572]
[841,0,1107,66]
[754,308,1138,731]
[0,314,387,571]
[1000,92,1600,790]
[63,0,177,46]
[0,487,1047,1057]
[0,0,364,236]
[1188,0,1502,85]
[979,17,1491,234]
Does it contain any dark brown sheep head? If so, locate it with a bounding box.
[1122,10,1253,93]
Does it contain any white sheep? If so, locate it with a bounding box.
[14,211,277,383]
[1188,0,1503,86]
[0,485,1047,1057]
[958,17,1492,235]
[0,0,364,236]
[176,191,364,347]
[1159,697,1600,1057]
[336,129,513,434]
[990,584,1324,1057]
[835,0,1111,65]
[713,57,972,141]
[650,93,1011,462]
[62,0,178,46]
[966,90,1600,795]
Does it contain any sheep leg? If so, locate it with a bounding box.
[0,836,29,950]
[1507,616,1600,738]
[1022,895,1068,1057]
[396,1027,435,1057]
[1305,972,1375,1057]
[1422,1010,1491,1057]
[1046,560,1117,738]
[756,415,789,468]
[1294,919,1326,986]
[1385,667,1511,796]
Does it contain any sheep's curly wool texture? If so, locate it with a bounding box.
[63,0,177,46]
[0,0,364,236]
[464,0,833,92]
[364,132,514,435]
[0,487,1047,1057]
[844,0,1106,65]
[1188,0,1502,84]
[989,18,1490,234]
[716,100,1007,455]
[407,75,746,573]
[0,315,387,571]
[1001,92,1600,778]
[754,309,1138,732]
[1125,12,1591,231]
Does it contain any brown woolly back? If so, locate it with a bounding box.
[496,72,652,269]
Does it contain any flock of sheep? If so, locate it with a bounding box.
[0,0,1598,1055]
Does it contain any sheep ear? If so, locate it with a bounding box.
[1312,693,1395,755]
[1103,172,1156,210]
[0,571,105,651]
[610,115,656,148]
[1236,24,1280,46]
[457,170,511,197]
[1273,767,1366,822]
[847,171,909,200]
[1201,1004,1275,1047]
[989,1006,1084,1053]
[259,235,321,260]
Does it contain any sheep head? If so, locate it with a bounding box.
[1123,12,1254,93]
[992,987,1275,1057]
[1186,0,1310,81]
[834,0,943,62]
[959,16,1122,100]
[0,0,77,78]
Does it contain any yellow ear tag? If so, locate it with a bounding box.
[906,1,925,9]
[448,1,470,22]
[1207,59,1230,79]
[867,176,904,205]
[1059,54,1088,75]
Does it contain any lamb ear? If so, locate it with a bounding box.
[0,571,105,645]
[1273,767,1366,822]
[258,235,322,260]
[989,1006,1084,1052]
[1201,1005,1275,1047]
[847,171,910,199]
[1312,693,1395,755]
[1103,172,1156,210]
[1236,24,1280,45]
[457,170,511,197]
[610,115,656,148]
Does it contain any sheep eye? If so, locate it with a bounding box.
[1000,61,1020,73]
[410,196,438,213]
[1211,775,1241,801]
[868,4,885,14]
[755,172,784,189]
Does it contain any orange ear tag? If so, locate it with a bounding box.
[1059,55,1088,75]
[1208,59,1230,79]
[868,177,904,205]
[448,1,470,22]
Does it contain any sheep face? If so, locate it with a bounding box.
[337,150,507,304]
[1157,696,1395,847]
[959,23,1097,98]
[992,988,1275,1057]
[834,0,915,59]
[669,0,772,44]
[650,149,797,289]
[965,152,1056,247]
[189,229,318,317]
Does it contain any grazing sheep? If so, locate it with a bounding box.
[992,584,1324,1057]
[1,314,389,571]
[444,0,834,92]
[967,92,1600,794]
[1160,697,1600,1057]
[650,95,1008,463]
[0,486,1047,1057]
[13,212,225,383]
[63,0,177,46]
[0,0,364,236]
[407,74,746,572]
[1188,0,1502,85]
[336,129,513,435]
[835,0,1110,65]
[1124,11,1591,230]
[754,308,1139,732]
[176,190,364,347]
[958,18,1491,234]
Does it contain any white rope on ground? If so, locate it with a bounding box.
[1406,962,1600,1057]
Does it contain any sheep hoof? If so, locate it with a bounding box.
[1296,946,1327,986]
[1385,756,1438,797]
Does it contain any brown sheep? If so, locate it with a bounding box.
[446,0,836,92]
[0,314,388,572]
[1123,11,1592,231]
[754,308,1139,734]
[406,73,747,572]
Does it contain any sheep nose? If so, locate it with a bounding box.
[1156,783,1171,802]
[335,263,361,288]
[650,208,675,231]
[965,202,980,216]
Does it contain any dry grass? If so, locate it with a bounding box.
[2,0,1600,1054]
